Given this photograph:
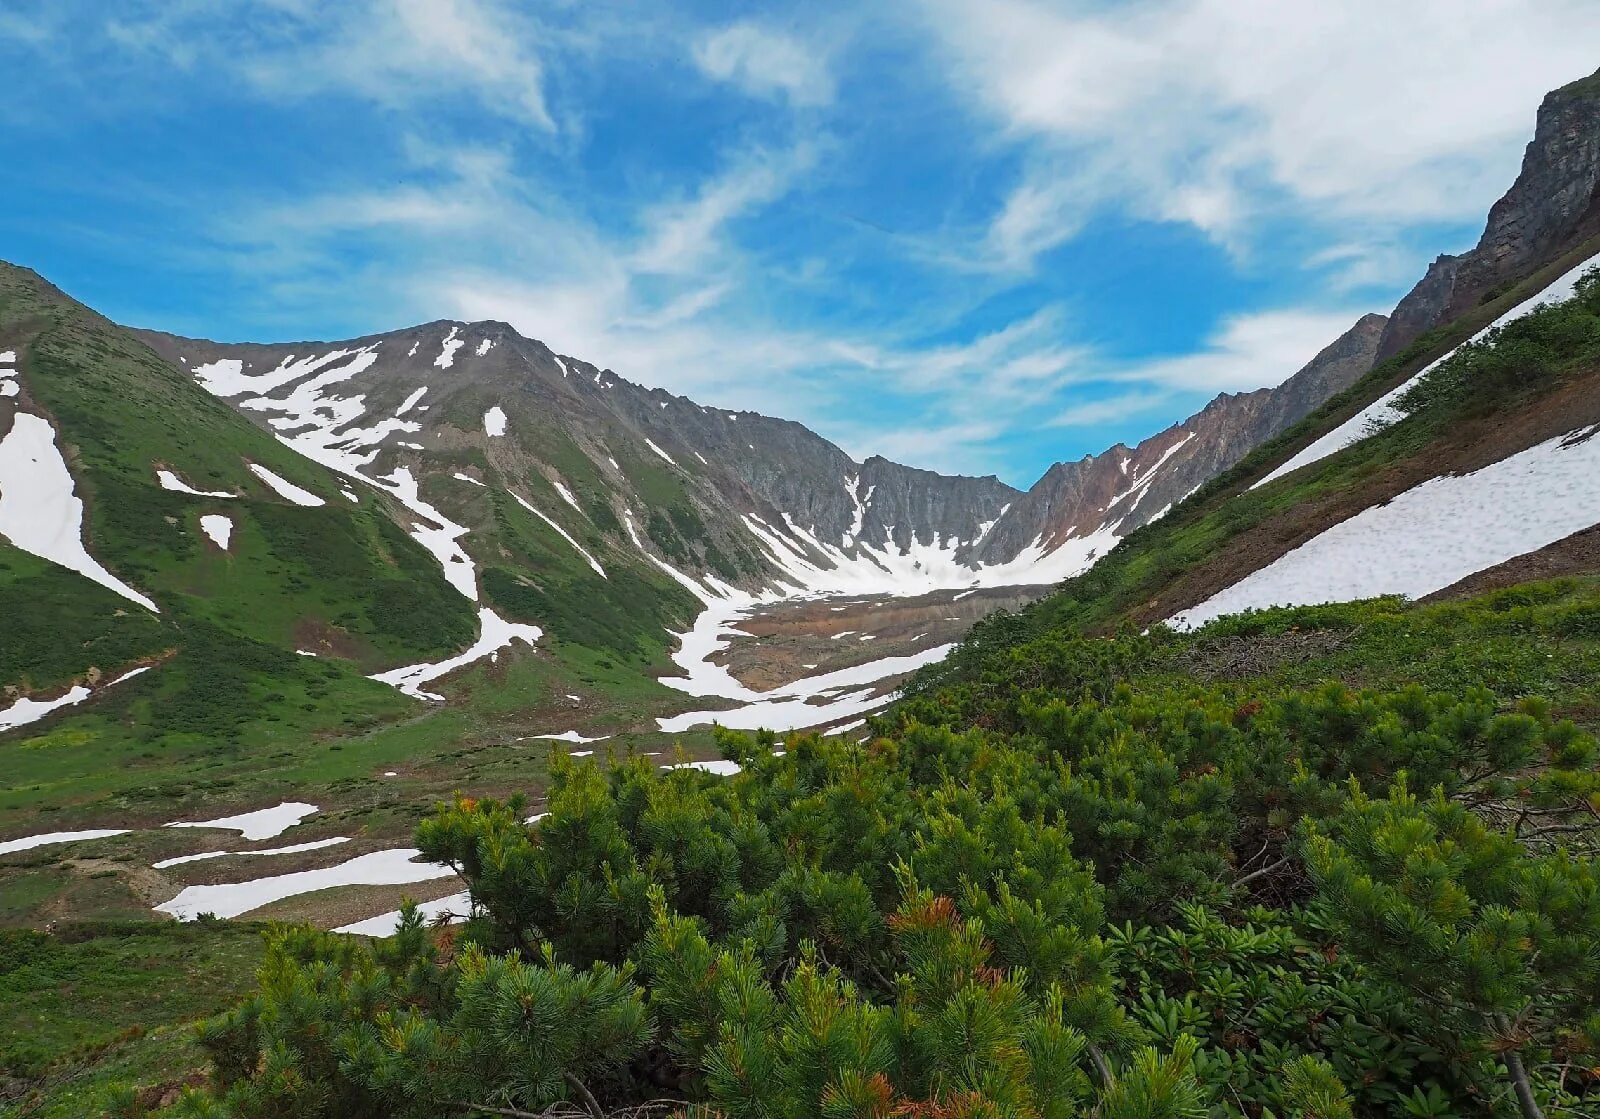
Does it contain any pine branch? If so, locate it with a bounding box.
[1232,855,1292,890]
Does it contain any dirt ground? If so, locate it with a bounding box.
[715,584,1049,691]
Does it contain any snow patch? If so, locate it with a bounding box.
[532,730,611,744]
[1178,426,1600,629]
[510,491,606,578]
[0,414,159,611]
[484,406,507,437]
[434,326,464,368]
[157,469,234,498]
[663,759,742,776]
[395,387,428,417]
[645,438,677,467]
[153,836,350,869]
[248,463,325,507]
[165,802,318,842]
[0,829,129,856]
[476,338,495,357]
[199,514,233,550]
[372,607,542,700]
[553,480,581,512]
[156,847,454,921]
[336,889,472,936]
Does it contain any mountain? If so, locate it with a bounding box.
[134,322,1022,598]
[1378,68,1600,361]
[970,313,1388,569]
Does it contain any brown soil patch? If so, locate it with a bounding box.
[719,585,1045,691]
[290,617,372,662]
[239,876,464,928]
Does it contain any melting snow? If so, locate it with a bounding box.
[553,480,581,512]
[453,472,486,486]
[484,406,507,437]
[663,759,743,776]
[510,491,606,577]
[153,836,350,869]
[0,829,129,856]
[0,414,158,611]
[0,665,149,734]
[156,847,454,921]
[336,889,472,936]
[554,356,569,377]
[532,730,611,744]
[1177,427,1600,629]
[476,338,495,357]
[434,326,464,369]
[199,514,233,550]
[645,438,677,467]
[165,802,318,842]
[0,351,14,362]
[1253,256,1599,490]
[248,463,325,507]
[157,469,234,498]
[395,387,428,417]
[372,607,542,700]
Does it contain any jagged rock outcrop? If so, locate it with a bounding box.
[1378,68,1600,361]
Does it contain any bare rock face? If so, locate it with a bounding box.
[1379,68,1600,361]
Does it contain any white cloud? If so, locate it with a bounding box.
[1108,307,1371,395]
[693,23,834,107]
[1047,390,1170,428]
[923,0,1600,269]
[81,0,558,130]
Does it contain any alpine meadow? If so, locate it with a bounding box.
[5,9,1600,1119]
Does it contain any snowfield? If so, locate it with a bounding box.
[156,847,454,921]
[0,829,130,856]
[164,801,319,842]
[199,513,233,550]
[157,469,235,497]
[1175,426,1600,629]
[247,463,326,506]
[0,413,159,611]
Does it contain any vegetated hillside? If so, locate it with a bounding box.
[0,264,467,749]
[82,574,1600,1119]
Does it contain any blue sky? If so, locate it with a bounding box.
[3,1,1598,487]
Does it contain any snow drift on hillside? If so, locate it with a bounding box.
[0,413,158,611]
[1253,256,1597,490]
[1175,426,1600,629]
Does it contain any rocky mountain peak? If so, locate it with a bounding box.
[1378,67,1600,361]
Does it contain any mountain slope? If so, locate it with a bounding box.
[0,265,479,730]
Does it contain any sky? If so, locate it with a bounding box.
[3,2,1598,488]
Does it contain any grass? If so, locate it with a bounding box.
[0,920,267,1118]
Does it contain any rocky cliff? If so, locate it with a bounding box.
[1378,68,1600,361]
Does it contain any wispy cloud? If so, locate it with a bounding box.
[1106,308,1371,395]
[694,22,835,107]
[921,0,1600,271]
